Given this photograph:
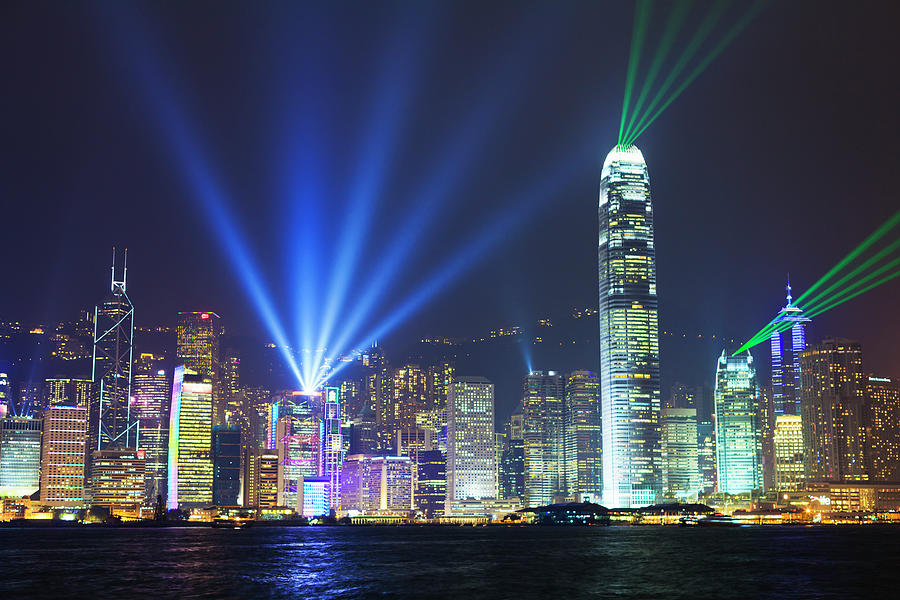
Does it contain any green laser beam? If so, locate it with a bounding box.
[626,0,768,146]
[802,253,900,315]
[795,209,900,305]
[801,237,900,311]
[622,0,694,143]
[806,268,900,319]
[618,0,653,146]
[622,0,728,146]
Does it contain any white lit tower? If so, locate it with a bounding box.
[88,248,138,463]
[770,281,811,417]
[322,386,343,511]
[598,145,662,508]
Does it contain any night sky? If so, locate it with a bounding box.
[3,1,900,391]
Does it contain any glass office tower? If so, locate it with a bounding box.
[770,283,811,416]
[598,144,662,507]
[714,351,763,494]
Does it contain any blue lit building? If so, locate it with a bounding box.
[598,144,662,507]
[769,282,811,416]
[322,387,343,512]
[0,416,42,497]
[298,476,330,518]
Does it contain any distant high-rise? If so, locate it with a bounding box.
[770,283,811,416]
[340,454,413,513]
[866,376,900,480]
[714,351,763,494]
[800,338,868,481]
[0,417,42,497]
[598,144,662,508]
[773,415,804,491]
[40,406,87,506]
[445,377,496,513]
[133,369,170,504]
[499,404,524,500]
[44,378,91,410]
[168,367,214,510]
[660,408,700,500]
[0,373,11,418]
[176,312,223,425]
[522,371,565,506]
[89,249,136,458]
[564,370,601,502]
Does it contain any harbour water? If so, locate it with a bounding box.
[1,525,897,599]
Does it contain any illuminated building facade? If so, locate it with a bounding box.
[564,370,601,502]
[697,419,717,494]
[221,352,241,424]
[714,351,763,494]
[340,454,413,512]
[445,377,496,513]
[0,373,9,418]
[598,144,662,508]
[275,391,320,509]
[133,370,170,503]
[800,338,868,481]
[212,425,241,506]
[87,449,145,515]
[44,378,91,409]
[297,476,329,517]
[40,406,87,506]
[89,250,136,460]
[175,311,223,425]
[322,387,343,511]
[866,376,900,480]
[242,448,278,508]
[660,408,700,500]
[522,371,565,506]
[773,415,804,491]
[167,367,214,509]
[0,417,42,497]
[770,284,811,416]
[499,404,524,500]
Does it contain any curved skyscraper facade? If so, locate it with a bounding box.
[598,145,662,507]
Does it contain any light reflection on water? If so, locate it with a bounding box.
[1,525,896,599]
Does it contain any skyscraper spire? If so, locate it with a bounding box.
[786,275,792,307]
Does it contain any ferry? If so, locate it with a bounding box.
[695,513,742,527]
[212,515,254,529]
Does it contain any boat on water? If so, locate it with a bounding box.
[695,513,742,527]
[212,516,254,529]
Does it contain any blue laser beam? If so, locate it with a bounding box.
[96,4,305,387]
[315,4,573,379]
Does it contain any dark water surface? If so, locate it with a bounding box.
[1,525,897,599]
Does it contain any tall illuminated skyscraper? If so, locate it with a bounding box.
[770,283,811,416]
[132,369,170,504]
[799,338,868,481]
[866,376,900,480]
[275,391,320,510]
[89,249,136,459]
[167,367,214,510]
[322,386,343,511]
[445,377,496,513]
[522,371,565,506]
[714,351,763,494]
[598,144,662,507]
[176,311,223,425]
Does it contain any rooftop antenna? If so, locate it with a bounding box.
[123,248,128,291]
[786,274,793,307]
[111,246,117,292]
